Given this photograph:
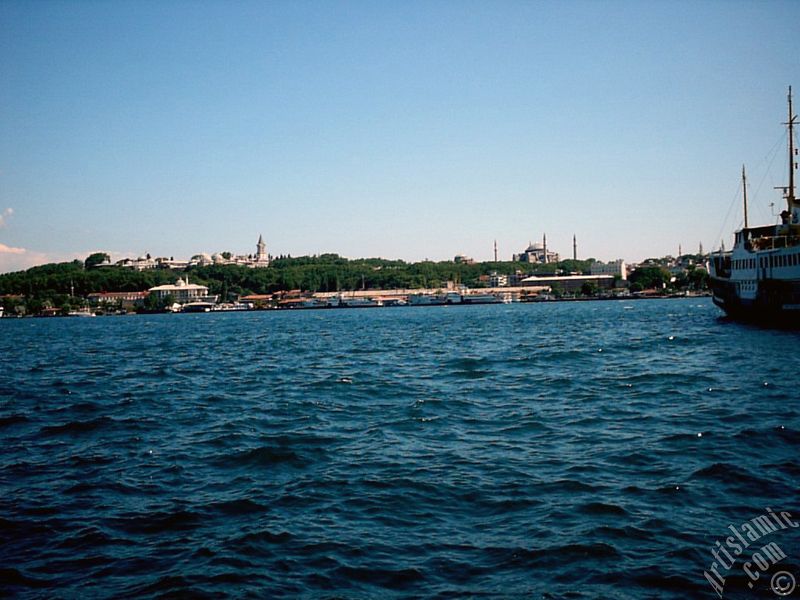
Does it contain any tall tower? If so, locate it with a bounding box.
[542,233,548,264]
[573,234,577,261]
[699,241,704,256]
[493,240,498,262]
[256,234,267,263]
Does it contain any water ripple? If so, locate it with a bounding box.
[0,299,798,598]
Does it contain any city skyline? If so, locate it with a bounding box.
[1,1,799,273]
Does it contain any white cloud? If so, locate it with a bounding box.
[0,244,49,274]
[0,242,26,255]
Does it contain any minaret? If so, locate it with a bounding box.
[573,234,577,261]
[699,241,704,256]
[542,233,547,264]
[678,244,682,258]
[493,240,498,262]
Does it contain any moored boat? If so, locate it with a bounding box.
[340,296,381,308]
[408,293,447,306]
[708,87,800,325]
[461,293,503,304]
[182,301,215,313]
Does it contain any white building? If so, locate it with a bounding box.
[148,278,217,304]
[117,256,157,270]
[590,259,627,280]
[489,272,509,287]
[189,235,271,269]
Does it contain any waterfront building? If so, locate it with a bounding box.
[148,278,217,304]
[87,291,149,311]
[489,272,509,287]
[590,259,627,280]
[518,273,616,293]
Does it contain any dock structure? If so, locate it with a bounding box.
[312,285,550,301]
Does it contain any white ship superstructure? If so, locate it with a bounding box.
[709,87,800,324]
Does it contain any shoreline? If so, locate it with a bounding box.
[0,292,711,319]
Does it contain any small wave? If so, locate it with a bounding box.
[0,567,51,589]
[588,524,655,541]
[485,542,620,569]
[628,566,707,594]
[40,416,113,436]
[228,529,293,557]
[536,479,601,494]
[214,445,312,469]
[576,501,629,516]
[118,575,212,599]
[734,426,800,448]
[0,414,29,428]
[762,459,800,477]
[332,565,425,590]
[690,462,752,482]
[205,498,268,516]
[0,516,57,538]
[56,526,132,550]
[108,508,203,535]
[444,357,494,379]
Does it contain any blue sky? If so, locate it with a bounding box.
[1,0,798,272]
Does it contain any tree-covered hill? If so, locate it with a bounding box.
[0,254,596,311]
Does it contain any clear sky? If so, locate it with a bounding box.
[1,0,798,273]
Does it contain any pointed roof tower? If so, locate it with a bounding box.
[256,234,267,262]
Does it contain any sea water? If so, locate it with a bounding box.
[1,298,798,598]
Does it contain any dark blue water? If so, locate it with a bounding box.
[1,299,798,598]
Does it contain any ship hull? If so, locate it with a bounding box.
[709,275,800,326]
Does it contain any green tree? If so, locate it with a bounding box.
[689,267,709,290]
[84,252,110,269]
[629,266,671,290]
[141,292,175,312]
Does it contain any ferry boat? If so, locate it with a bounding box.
[461,293,503,304]
[181,301,215,313]
[708,87,800,325]
[299,298,330,309]
[408,293,447,306]
[408,292,463,305]
[340,296,381,308]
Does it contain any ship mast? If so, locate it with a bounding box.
[787,86,797,210]
[742,164,749,229]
